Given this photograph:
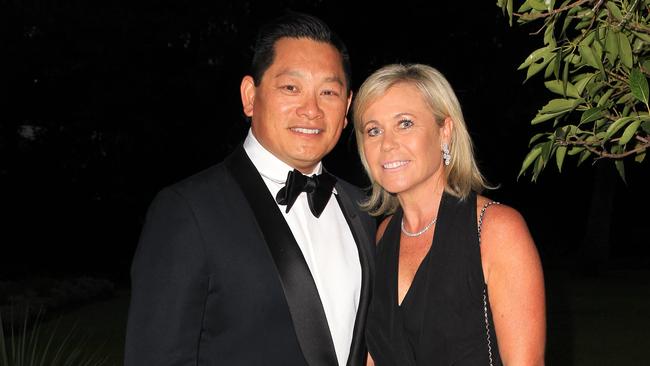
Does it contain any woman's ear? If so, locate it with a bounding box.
[441,116,454,143]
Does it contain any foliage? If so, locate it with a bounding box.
[0,277,115,324]
[0,307,108,366]
[497,0,650,181]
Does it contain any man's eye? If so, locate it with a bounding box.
[367,127,381,137]
[281,85,298,92]
[321,90,339,96]
[398,119,414,129]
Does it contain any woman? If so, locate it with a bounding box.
[353,64,545,365]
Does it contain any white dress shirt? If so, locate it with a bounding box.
[243,129,361,366]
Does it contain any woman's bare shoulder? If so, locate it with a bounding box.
[476,194,529,235]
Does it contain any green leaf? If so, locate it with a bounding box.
[532,152,545,181]
[622,104,631,116]
[597,88,614,107]
[615,160,626,183]
[605,29,619,65]
[616,93,635,105]
[642,120,650,134]
[528,0,548,11]
[526,54,556,81]
[579,43,599,69]
[562,56,569,93]
[529,132,547,145]
[592,40,605,74]
[618,32,633,69]
[573,73,594,94]
[541,140,553,164]
[577,149,591,165]
[554,47,564,80]
[519,146,542,178]
[619,120,641,145]
[531,111,568,124]
[556,145,567,172]
[561,10,573,35]
[545,80,581,98]
[544,21,557,48]
[605,2,623,21]
[568,146,585,155]
[586,81,606,96]
[544,57,559,78]
[643,60,650,73]
[506,0,513,25]
[635,152,646,163]
[540,98,580,113]
[630,68,650,104]
[632,31,650,44]
[518,46,552,70]
[580,30,596,47]
[517,0,533,12]
[580,106,605,123]
[605,116,636,139]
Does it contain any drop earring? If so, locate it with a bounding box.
[442,143,451,166]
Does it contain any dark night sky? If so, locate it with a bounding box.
[3,0,648,283]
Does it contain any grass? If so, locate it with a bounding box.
[0,289,130,366]
[41,289,130,366]
[14,268,648,366]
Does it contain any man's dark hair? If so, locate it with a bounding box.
[250,11,351,93]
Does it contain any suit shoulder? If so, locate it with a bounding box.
[334,176,367,201]
[163,162,230,196]
[143,162,233,214]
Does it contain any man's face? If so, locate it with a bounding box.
[240,37,351,173]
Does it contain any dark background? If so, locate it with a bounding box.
[3,0,648,286]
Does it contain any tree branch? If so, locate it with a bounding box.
[617,0,641,29]
[606,69,628,83]
[627,22,650,34]
[558,136,649,158]
[515,0,594,21]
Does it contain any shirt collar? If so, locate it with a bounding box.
[243,129,323,185]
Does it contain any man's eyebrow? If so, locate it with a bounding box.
[272,70,344,86]
[324,76,344,86]
[273,70,303,79]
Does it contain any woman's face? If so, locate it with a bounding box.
[360,83,450,195]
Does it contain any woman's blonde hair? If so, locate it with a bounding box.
[352,63,492,216]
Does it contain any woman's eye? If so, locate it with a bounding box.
[367,127,381,137]
[398,119,414,129]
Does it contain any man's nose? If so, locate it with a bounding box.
[296,93,324,120]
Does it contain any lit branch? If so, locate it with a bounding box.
[515,0,594,20]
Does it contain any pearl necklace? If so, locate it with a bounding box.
[401,216,437,237]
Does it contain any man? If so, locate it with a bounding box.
[124,11,376,366]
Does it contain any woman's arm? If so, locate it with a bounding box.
[479,200,546,365]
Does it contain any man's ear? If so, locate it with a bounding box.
[344,90,353,128]
[240,76,256,117]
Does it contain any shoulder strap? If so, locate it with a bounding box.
[478,201,500,244]
[479,200,500,365]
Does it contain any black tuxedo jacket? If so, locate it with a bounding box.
[124,146,376,366]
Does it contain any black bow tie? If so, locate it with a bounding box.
[275,169,337,218]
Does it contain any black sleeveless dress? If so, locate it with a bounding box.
[366,191,502,365]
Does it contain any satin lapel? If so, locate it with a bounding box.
[334,184,374,366]
[225,146,338,366]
